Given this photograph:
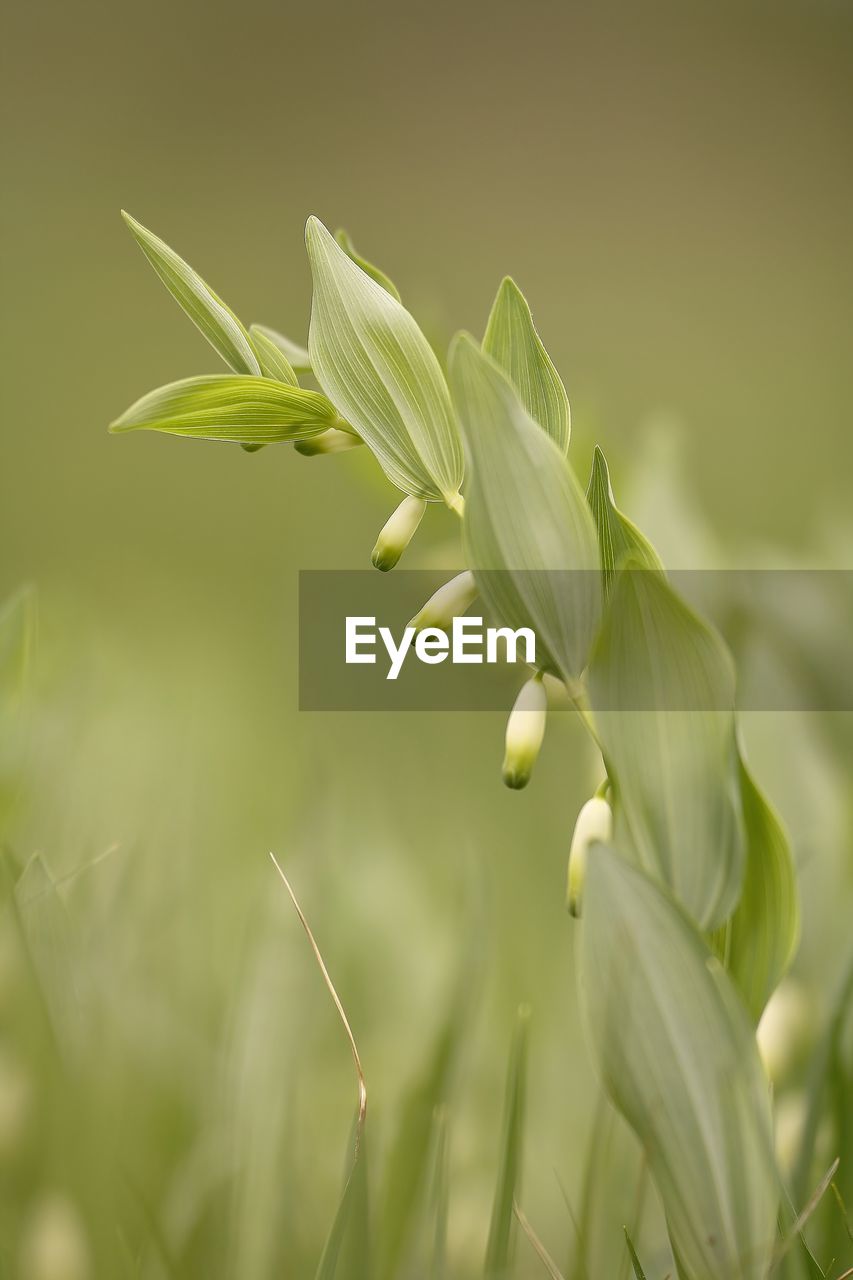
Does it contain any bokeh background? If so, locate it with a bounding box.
[2,0,852,1275]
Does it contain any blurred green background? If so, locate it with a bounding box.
[2,0,852,1275]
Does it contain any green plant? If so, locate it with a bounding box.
[106,212,848,1280]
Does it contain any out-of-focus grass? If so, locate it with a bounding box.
[1,430,851,1276]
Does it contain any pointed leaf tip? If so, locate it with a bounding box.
[122,212,260,375]
[307,217,462,503]
[483,276,570,452]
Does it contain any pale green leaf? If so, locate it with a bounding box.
[315,1121,370,1280]
[110,375,337,444]
[448,334,601,681]
[250,324,312,374]
[485,1005,530,1278]
[430,1109,450,1280]
[710,755,800,1022]
[377,996,463,1280]
[121,211,260,375]
[13,854,82,1058]
[335,228,401,301]
[581,845,779,1280]
[585,447,663,594]
[306,216,463,503]
[248,326,298,384]
[0,585,37,709]
[588,565,743,929]
[483,277,570,452]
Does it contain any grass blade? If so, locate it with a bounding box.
[623,1228,648,1280]
[484,1005,530,1277]
[515,1202,566,1279]
[430,1108,450,1280]
[269,855,369,1280]
[377,992,466,1279]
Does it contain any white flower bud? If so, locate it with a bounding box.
[757,980,813,1083]
[294,427,363,456]
[18,1194,91,1280]
[371,496,428,571]
[566,796,613,916]
[502,677,547,790]
[409,571,478,632]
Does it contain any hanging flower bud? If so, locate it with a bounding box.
[566,796,612,917]
[409,571,478,632]
[371,496,427,571]
[502,676,547,790]
[294,427,363,456]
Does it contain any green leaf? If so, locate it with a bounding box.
[581,845,779,1280]
[790,953,853,1245]
[376,998,463,1280]
[13,854,82,1058]
[121,211,260,375]
[429,1109,450,1280]
[110,375,337,444]
[0,585,36,710]
[482,277,570,452]
[484,1005,530,1278]
[623,1229,648,1280]
[250,325,312,374]
[585,447,663,594]
[449,334,601,681]
[315,1121,370,1280]
[248,326,298,384]
[306,216,463,504]
[710,755,800,1022]
[335,228,401,301]
[588,565,743,929]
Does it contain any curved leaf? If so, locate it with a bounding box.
[581,845,779,1280]
[485,1006,530,1278]
[248,327,298,384]
[449,334,600,681]
[110,375,337,443]
[588,565,743,929]
[710,756,800,1022]
[483,277,570,452]
[335,228,401,301]
[250,324,312,374]
[585,447,662,595]
[121,211,260,375]
[306,216,463,504]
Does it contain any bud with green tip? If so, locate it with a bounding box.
[502,676,547,790]
[566,796,612,917]
[371,496,427,571]
[409,570,478,631]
